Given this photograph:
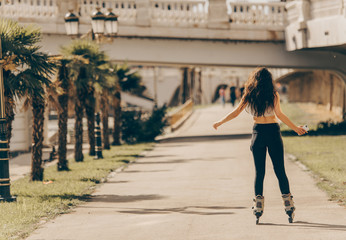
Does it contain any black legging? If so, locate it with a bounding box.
[250,123,290,196]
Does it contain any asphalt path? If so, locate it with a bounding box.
[27,104,346,240]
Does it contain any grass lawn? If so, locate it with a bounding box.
[280,102,328,131]
[280,102,345,205]
[0,143,154,240]
[283,136,346,205]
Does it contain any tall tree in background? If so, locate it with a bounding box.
[0,19,55,180]
[57,59,70,171]
[62,40,109,161]
[84,49,109,156]
[111,64,145,146]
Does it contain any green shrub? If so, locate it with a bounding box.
[121,105,167,144]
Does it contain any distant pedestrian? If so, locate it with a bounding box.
[219,87,226,107]
[213,67,307,224]
[230,86,236,107]
[240,86,245,97]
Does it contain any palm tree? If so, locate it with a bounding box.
[57,59,70,171]
[62,40,109,161]
[83,46,109,156]
[111,80,122,146]
[111,64,145,146]
[1,19,55,181]
[100,90,110,149]
[0,19,42,146]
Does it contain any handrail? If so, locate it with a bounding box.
[168,99,193,129]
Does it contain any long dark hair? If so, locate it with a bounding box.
[242,67,277,117]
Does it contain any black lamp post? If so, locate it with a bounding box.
[0,38,16,202]
[94,113,103,159]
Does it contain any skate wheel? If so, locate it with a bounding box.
[288,217,293,223]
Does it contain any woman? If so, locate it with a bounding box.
[212,67,307,224]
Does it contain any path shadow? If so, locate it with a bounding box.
[110,154,145,158]
[135,157,232,165]
[158,134,252,143]
[259,221,346,231]
[145,155,176,158]
[89,194,166,203]
[123,170,171,173]
[116,205,246,215]
[105,180,129,184]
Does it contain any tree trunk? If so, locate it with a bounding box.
[74,89,84,162]
[57,62,69,171]
[112,90,121,146]
[31,95,45,181]
[85,89,96,156]
[5,96,15,150]
[100,91,110,150]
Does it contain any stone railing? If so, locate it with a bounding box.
[309,0,343,18]
[79,0,137,24]
[286,0,344,22]
[0,0,58,20]
[227,1,286,29]
[168,99,193,131]
[150,0,208,27]
[0,0,288,39]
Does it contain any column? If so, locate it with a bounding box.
[57,0,79,23]
[208,0,229,29]
[136,0,151,27]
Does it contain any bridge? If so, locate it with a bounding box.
[1,0,346,77]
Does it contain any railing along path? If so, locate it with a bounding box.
[0,0,286,31]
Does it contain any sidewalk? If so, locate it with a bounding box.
[27,105,346,240]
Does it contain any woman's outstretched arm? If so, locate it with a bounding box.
[213,98,247,130]
[274,92,307,135]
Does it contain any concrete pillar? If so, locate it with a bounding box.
[208,0,229,29]
[297,0,310,24]
[136,0,151,27]
[57,0,79,23]
[296,0,310,48]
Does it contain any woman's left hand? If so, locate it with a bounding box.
[213,121,222,130]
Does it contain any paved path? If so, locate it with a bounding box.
[27,105,346,240]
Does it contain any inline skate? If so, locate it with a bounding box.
[282,193,295,223]
[252,195,264,224]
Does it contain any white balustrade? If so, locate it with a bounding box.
[0,0,288,34]
[150,0,207,27]
[309,0,342,18]
[0,0,58,19]
[227,2,286,29]
[79,0,137,25]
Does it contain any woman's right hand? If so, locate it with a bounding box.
[295,126,308,136]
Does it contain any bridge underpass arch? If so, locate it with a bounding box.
[277,70,346,120]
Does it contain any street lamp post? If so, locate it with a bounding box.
[94,113,103,159]
[64,8,118,40]
[64,7,118,159]
[0,37,16,202]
